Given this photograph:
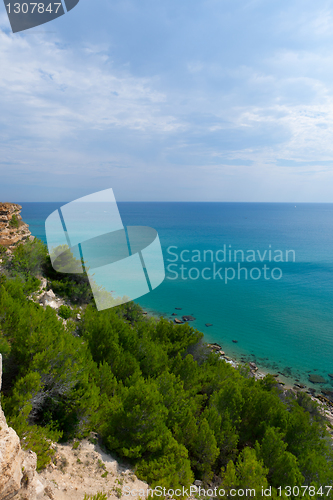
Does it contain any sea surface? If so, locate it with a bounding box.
[18,202,333,390]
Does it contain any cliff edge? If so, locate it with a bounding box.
[0,351,149,500]
[0,203,33,251]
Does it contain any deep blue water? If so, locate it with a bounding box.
[19,202,333,389]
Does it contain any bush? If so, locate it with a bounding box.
[9,214,19,229]
[0,245,7,257]
[8,239,48,279]
[83,494,108,500]
[58,305,72,320]
[20,423,61,471]
[23,276,41,294]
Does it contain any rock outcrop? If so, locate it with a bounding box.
[0,203,33,251]
[38,290,58,309]
[0,354,44,500]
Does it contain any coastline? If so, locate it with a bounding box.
[20,202,333,403]
[139,305,333,426]
[3,203,332,432]
[140,306,297,389]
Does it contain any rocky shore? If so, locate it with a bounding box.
[205,342,333,433]
[142,308,333,436]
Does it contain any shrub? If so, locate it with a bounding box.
[0,245,7,257]
[11,416,62,471]
[44,251,93,305]
[9,214,19,229]
[83,494,108,500]
[58,305,72,320]
[9,239,48,279]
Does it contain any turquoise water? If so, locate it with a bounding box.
[19,202,333,390]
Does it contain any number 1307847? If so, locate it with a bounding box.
[6,3,62,14]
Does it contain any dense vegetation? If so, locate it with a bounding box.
[0,239,333,498]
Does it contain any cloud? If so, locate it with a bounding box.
[0,30,184,140]
[1,0,333,200]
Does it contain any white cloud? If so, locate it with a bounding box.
[0,29,185,143]
[2,0,333,200]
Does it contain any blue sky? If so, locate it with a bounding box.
[1,0,333,201]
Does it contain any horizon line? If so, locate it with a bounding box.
[9,200,333,204]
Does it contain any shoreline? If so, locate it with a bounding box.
[140,305,333,423]
[141,306,298,390]
[19,206,333,407]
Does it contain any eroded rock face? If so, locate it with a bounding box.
[0,203,33,251]
[0,405,25,500]
[0,355,43,500]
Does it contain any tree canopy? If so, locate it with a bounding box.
[0,239,332,497]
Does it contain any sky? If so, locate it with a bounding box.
[1,0,333,201]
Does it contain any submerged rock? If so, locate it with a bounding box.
[308,374,327,384]
[205,323,213,327]
[174,318,183,324]
[321,389,333,397]
[182,315,196,321]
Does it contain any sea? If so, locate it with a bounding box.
[18,202,333,391]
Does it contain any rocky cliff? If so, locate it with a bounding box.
[0,354,44,500]
[0,203,33,251]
